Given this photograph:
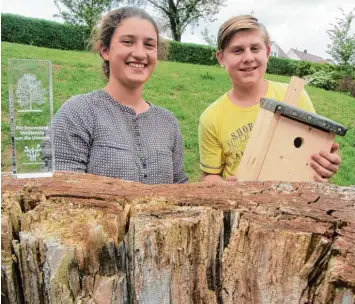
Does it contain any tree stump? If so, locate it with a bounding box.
[1,172,355,304]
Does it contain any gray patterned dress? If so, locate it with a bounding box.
[50,90,187,184]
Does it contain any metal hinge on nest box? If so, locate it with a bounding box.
[236,77,348,182]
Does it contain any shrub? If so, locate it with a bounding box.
[1,13,90,51]
[267,57,336,77]
[296,60,316,78]
[337,76,355,97]
[158,39,170,61]
[167,41,218,66]
[266,57,298,76]
[317,63,335,73]
[305,70,338,91]
[331,67,355,81]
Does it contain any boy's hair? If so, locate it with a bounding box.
[91,7,159,79]
[217,15,271,51]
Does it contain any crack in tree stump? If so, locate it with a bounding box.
[1,172,355,304]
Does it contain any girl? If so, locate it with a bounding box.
[51,7,187,184]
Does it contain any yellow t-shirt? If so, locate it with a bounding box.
[199,80,316,178]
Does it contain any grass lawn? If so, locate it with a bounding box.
[2,42,355,185]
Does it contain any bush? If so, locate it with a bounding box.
[166,41,218,65]
[305,70,338,91]
[337,76,355,97]
[0,15,215,65]
[158,39,170,61]
[317,63,335,73]
[266,57,335,77]
[296,60,316,78]
[1,14,90,51]
[331,67,355,81]
[266,57,298,76]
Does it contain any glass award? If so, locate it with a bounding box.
[8,59,54,178]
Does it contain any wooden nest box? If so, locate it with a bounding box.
[237,77,348,182]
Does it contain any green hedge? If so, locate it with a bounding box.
[266,57,334,77]
[1,14,335,78]
[165,40,218,65]
[161,40,333,78]
[1,14,90,51]
[266,56,298,76]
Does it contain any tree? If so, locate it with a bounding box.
[326,7,355,69]
[53,0,121,30]
[132,0,227,42]
[16,74,46,111]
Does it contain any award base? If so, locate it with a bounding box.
[13,172,54,179]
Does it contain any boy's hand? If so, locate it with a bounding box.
[226,176,238,183]
[310,143,341,183]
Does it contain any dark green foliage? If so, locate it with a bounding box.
[337,76,355,97]
[266,57,298,76]
[1,14,90,51]
[296,60,316,78]
[329,68,355,82]
[167,41,218,65]
[295,60,335,78]
[267,57,335,78]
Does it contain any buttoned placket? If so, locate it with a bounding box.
[132,115,148,182]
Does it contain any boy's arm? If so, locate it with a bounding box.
[201,171,223,182]
[198,116,227,182]
[201,171,238,182]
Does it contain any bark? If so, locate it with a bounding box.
[1,172,355,304]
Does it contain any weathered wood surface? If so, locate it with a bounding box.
[1,172,355,304]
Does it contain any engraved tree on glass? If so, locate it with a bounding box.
[8,58,54,177]
[16,73,46,112]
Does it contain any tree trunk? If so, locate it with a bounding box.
[167,0,181,42]
[1,172,355,304]
[169,19,181,42]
